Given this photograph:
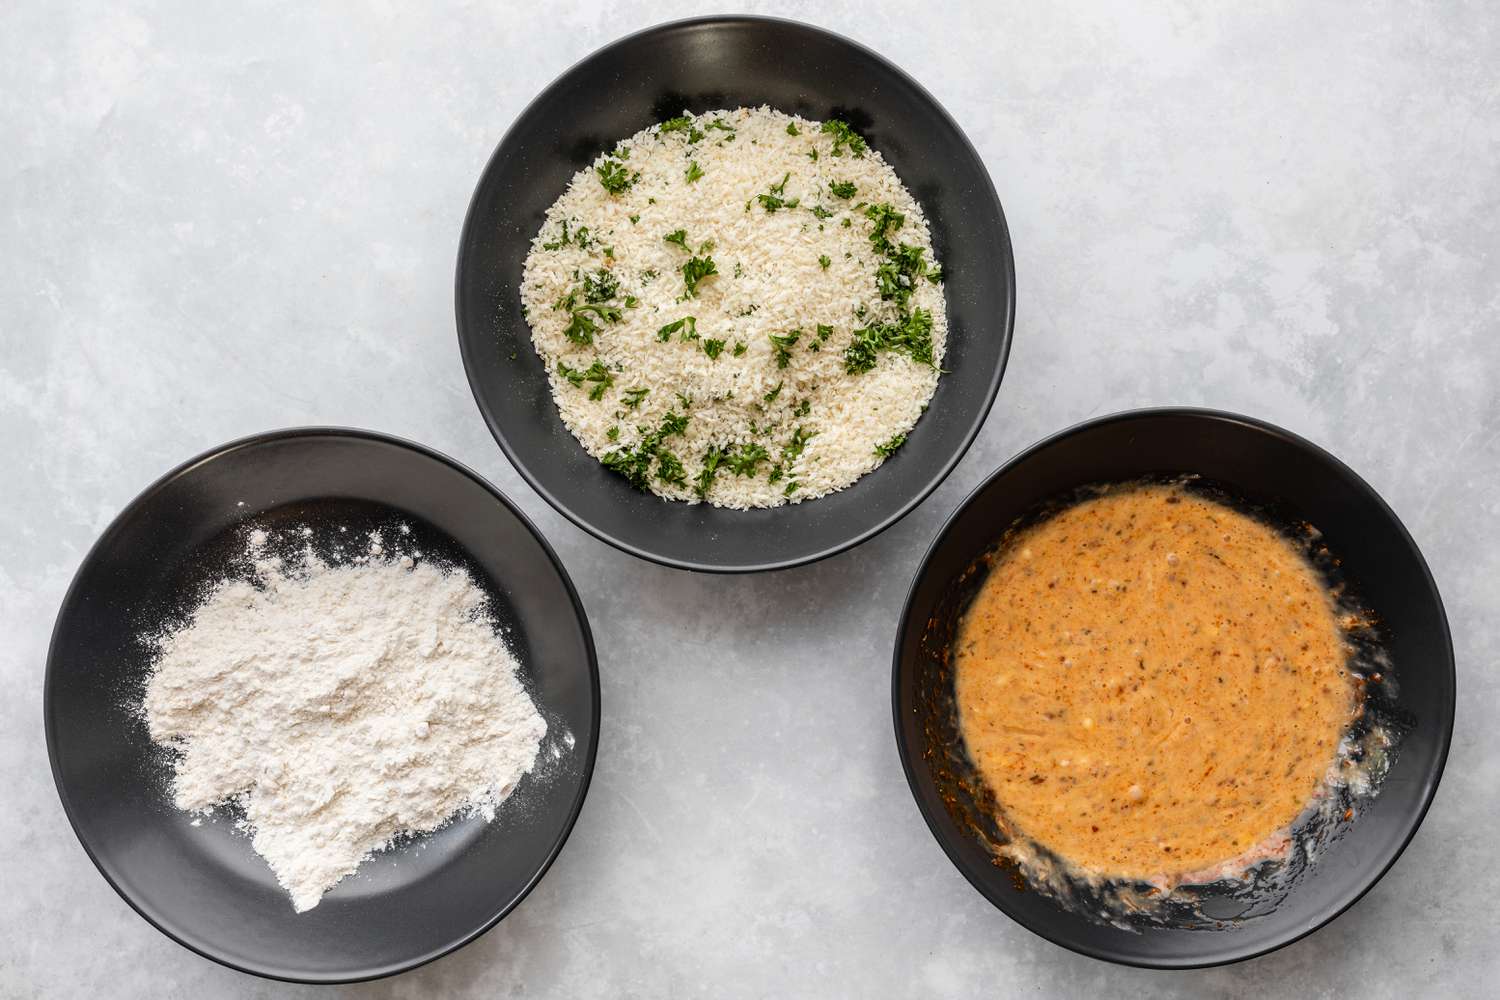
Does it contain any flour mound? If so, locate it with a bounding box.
[143,533,547,912]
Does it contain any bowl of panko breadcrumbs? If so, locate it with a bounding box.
[457,15,1014,572]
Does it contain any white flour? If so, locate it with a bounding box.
[142,530,547,912]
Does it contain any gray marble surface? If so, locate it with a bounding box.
[3,1,1497,996]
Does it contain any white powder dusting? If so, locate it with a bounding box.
[142,529,548,912]
[520,106,948,508]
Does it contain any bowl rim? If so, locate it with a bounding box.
[454,13,1016,573]
[43,425,602,984]
[890,405,1456,969]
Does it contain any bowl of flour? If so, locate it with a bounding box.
[45,428,599,982]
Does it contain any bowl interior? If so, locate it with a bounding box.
[45,430,599,982]
[456,16,1014,571]
[894,409,1454,967]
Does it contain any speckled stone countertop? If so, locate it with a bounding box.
[3,2,1496,997]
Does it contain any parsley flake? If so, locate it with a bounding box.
[820,119,867,157]
[694,444,727,499]
[658,316,698,342]
[596,157,639,194]
[656,449,688,487]
[659,116,705,144]
[768,330,801,368]
[681,254,718,298]
[874,432,907,459]
[756,172,799,213]
[845,308,936,374]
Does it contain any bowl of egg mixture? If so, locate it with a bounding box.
[892,407,1454,968]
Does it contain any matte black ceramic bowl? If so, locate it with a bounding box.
[456,15,1015,572]
[893,408,1454,968]
[45,429,600,983]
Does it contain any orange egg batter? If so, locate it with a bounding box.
[954,484,1356,880]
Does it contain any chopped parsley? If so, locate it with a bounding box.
[556,359,614,400]
[703,338,726,360]
[606,425,620,441]
[656,449,687,487]
[784,425,813,462]
[875,243,933,311]
[726,442,770,477]
[819,254,831,270]
[628,213,640,225]
[785,122,800,136]
[596,157,639,194]
[622,386,649,408]
[685,160,704,184]
[756,172,799,213]
[582,268,619,303]
[874,432,907,459]
[542,219,595,251]
[768,425,814,484]
[658,316,698,342]
[768,330,801,368]
[820,119,867,157]
[829,180,857,199]
[792,399,811,418]
[659,116,705,144]
[663,229,691,250]
[560,303,622,345]
[864,202,906,253]
[680,254,718,298]
[601,411,690,489]
[845,307,936,374]
[810,205,833,220]
[763,380,783,403]
[694,444,727,499]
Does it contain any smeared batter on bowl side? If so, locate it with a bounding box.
[953,483,1357,881]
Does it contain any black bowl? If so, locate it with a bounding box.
[45,428,600,983]
[893,408,1455,968]
[456,15,1015,573]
